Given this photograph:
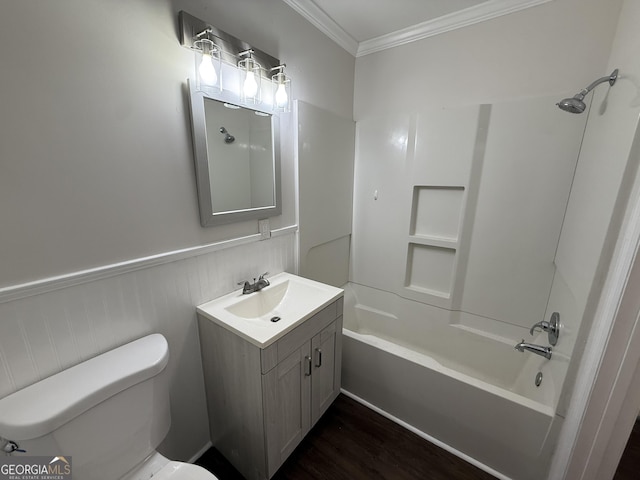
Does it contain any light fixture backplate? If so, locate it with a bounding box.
[179,11,281,74]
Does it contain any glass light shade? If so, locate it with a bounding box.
[199,54,217,84]
[238,55,262,105]
[272,71,291,113]
[194,38,221,93]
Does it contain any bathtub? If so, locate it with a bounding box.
[341,283,560,480]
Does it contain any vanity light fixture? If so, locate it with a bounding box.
[193,29,221,92]
[179,11,290,112]
[271,65,291,113]
[238,50,261,104]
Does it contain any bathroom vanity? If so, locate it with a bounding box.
[197,273,343,480]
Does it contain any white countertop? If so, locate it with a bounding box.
[196,272,343,348]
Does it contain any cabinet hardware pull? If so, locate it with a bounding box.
[304,356,312,376]
[315,348,322,368]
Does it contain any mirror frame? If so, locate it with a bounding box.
[188,81,282,227]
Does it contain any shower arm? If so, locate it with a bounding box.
[575,69,619,99]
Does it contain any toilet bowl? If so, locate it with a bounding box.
[0,334,217,480]
[121,452,214,480]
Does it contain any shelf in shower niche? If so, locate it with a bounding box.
[407,235,458,249]
[404,243,456,298]
[410,186,465,241]
[404,284,451,299]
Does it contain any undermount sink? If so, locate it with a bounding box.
[197,272,343,347]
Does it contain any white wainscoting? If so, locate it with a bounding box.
[0,230,296,462]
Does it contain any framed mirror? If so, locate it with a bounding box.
[188,81,282,226]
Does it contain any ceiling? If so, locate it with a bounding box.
[282,0,552,57]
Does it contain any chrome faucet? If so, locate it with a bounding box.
[238,272,270,294]
[514,340,552,360]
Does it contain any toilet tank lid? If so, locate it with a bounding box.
[0,333,169,441]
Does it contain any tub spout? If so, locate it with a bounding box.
[514,340,552,360]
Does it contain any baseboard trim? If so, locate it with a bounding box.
[339,388,512,480]
[188,441,213,464]
[0,225,298,304]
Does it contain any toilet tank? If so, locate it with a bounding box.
[0,334,171,480]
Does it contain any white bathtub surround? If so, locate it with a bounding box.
[341,283,558,480]
[346,5,629,478]
[296,101,356,288]
[349,95,584,413]
[351,97,586,329]
[546,1,640,477]
[0,233,296,462]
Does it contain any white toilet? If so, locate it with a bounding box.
[0,334,217,480]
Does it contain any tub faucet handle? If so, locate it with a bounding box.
[529,321,551,335]
[529,312,560,346]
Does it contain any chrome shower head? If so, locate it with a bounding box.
[219,126,235,144]
[557,94,587,114]
[557,69,618,114]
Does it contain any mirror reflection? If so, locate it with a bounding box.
[203,99,275,213]
[188,83,281,227]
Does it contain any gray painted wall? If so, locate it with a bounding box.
[0,0,355,289]
[0,0,354,463]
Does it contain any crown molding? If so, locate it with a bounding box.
[357,0,553,57]
[281,0,359,56]
[282,0,553,58]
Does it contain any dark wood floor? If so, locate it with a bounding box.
[196,394,496,480]
[614,419,640,480]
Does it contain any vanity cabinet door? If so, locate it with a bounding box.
[263,342,311,477]
[311,321,340,426]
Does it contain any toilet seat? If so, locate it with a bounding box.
[153,461,218,480]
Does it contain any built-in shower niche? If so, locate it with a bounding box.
[405,244,456,297]
[404,186,465,302]
[409,186,464,240]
